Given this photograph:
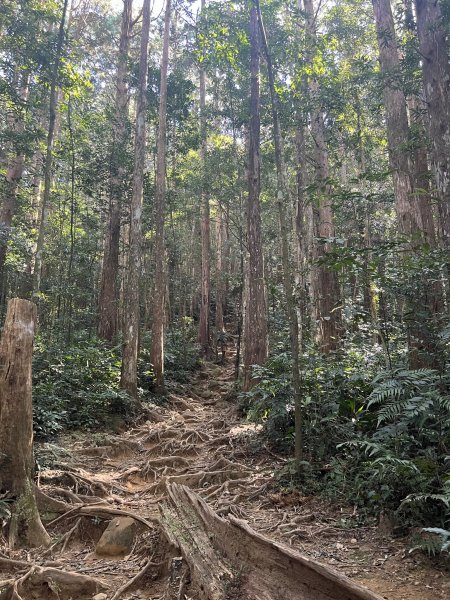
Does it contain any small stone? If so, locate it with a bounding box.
[350,538,358,544]
[336,542,344,550]
[93,595,108,600]
[96,516,137,557]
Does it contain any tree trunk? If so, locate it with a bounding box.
[198,0,211,357]
[0,298,50,548]
[161,483,384,600]
[32,0,69,296]
[303,0,342,354]
[97,0,132,342]
[255,0,303,463]
[215,203,227,331]
[371,0,423,237]
[150,0,171,392]
[243,4,268,391]
[415,0,450,248]
[0,72,30,287]
[120,0,151,396]
[372,0,442,367]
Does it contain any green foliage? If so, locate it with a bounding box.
[242,341,450,528]
[164,319,201,382]
[33,335,134,438]
[138,319,201,390]
[410,526,450,556]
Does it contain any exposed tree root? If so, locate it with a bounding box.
[43,518,82,556]
[34,486,73,515]
[110,555,163,600]
[51,504,159,530]
[179,428,209,443]
[0,565,104,600]
[144,428,179,445]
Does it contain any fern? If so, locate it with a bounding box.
[410,528,450,556]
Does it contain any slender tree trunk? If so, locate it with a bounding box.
[0,73,30,288]
[121,0,151,396]
[0,298,50,548]
[294,127,308,351]
[32,0,69,295]
[198,0,211,357]
[243,4,268,391]
[414,0,450,248]
[255,0,303,462]
[150,0,171,392]
[98,0,132,342]
[303,0,342,353]
[215,203,226,331]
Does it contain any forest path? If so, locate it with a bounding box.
[2,359,448,599]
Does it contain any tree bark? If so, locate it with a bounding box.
[215,203,228,332]
[150,0,172,392]
[371,0,423,237]
[372,0,443,367]
[414,0,450,248]
[0,72,30,288]
[32,0,69,296]
[303,0,342,353]
[0,298,50,548]
[255,0,303,463]
[120,0,151,396]
[243,4,268,391]
[198,0,211,357]
[161,483,384,600]
[97,0,133,342]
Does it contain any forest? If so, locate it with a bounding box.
[0,0,449,598]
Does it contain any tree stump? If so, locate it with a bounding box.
[0,298,50,548]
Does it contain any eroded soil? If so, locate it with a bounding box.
[1,359,449,599]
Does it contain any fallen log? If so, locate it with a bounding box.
[161,483,384,600]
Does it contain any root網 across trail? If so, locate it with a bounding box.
[0,358,447,599]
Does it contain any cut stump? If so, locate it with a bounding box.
[0,298,50,548]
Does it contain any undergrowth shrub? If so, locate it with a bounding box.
[241,345,450,529]
[139,319,201,388]
[33,334,134,438]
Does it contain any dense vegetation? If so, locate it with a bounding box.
[1,0,449,549]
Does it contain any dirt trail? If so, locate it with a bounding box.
[1,360,448,599]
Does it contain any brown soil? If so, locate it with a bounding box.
[1,359,448,599]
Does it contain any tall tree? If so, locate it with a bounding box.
[121,0,151,396]
[371,0,423,238]
[255,0,303,462]
[0,72,29,286]
[198,0,211,357]
[414,0,450,249]
[243,3,268,391]
[151,0,172,392]
[303,0,342,353]
[97,0,133,342]
[32,0,69,296]
[372,0,442,366]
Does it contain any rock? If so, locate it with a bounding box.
[93,595,108,600]
[95,516,137,556]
